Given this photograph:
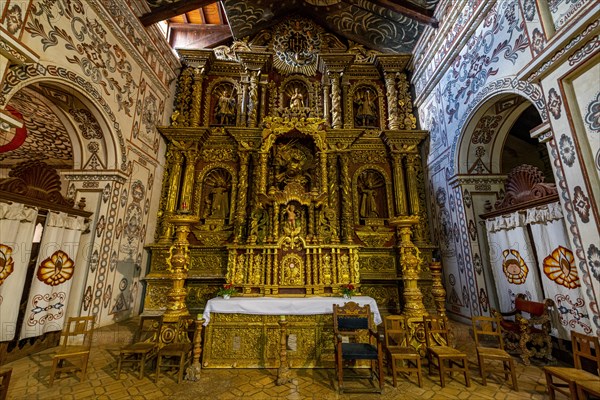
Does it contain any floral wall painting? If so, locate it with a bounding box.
[543,246,580,289]
[36,250,75,286]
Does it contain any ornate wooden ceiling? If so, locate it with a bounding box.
[140,0,439,53]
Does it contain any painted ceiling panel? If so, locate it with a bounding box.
[3,87,73,168]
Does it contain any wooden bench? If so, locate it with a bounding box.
[492,294,555,365]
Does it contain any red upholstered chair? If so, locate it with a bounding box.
[492,293,554,365]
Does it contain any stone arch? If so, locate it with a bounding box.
[451,78,547,175]
[1,63,127,171]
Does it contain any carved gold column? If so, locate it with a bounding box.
[247,70,259,128]
[185,319,205,381]
[391,217,427,318]
[340,153,353,244]
[173,66,193,126]
[179,144,199,212]
[323,82,331,126]
[259,76,268,123]
[405,154,421,216]
[189,68,204,127]
[384,72,399,130]
[240,78,249,127]
[429,261,446,317]
[327,153,340,243]
[235,151,250,242]
[319,150,328,194]
[391,152,408,216]
[164,214,199,322]
[159,147,184,243]
[259,151,268,194]
[329,72,342,129]
[276,316,291,385]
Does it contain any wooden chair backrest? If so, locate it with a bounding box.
[472,315,505,350]
[423,315,449,347]
[384,315,410,348]
[61,316,95,348]
[333,301,373,335]
[572,331,600,373]
[135,315,163,344]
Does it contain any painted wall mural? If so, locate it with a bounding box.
[413,0,599,335]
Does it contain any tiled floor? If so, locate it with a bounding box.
[2,319,558,399]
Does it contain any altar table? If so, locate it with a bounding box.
[202,296,382,325]
[200,296,381,369]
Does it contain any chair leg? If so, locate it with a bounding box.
[49,357,59,387]
[178,354,185,384]
[391,357,397,387]
[117,354,123,380]
[377,354,384,391]
[463,357,471,387]
[416,358,423,388]
[155,354,161,383]
[80,354,89,382]
[544,371,556,400]
[479,355,486,385]
[508,359,518,391]
[139,354,146,380]
[438,358,446,388]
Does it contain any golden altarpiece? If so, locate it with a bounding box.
[144,17,440,369]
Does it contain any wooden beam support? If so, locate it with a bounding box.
[139,0,217,27]
[369,0,438,27]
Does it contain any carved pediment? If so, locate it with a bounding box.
[494,164,557,211]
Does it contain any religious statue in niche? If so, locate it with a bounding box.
[290,87,305,110]
[214,84,237,125]
[358,170,386,219]
[354,87,378,127]
[281,202,304,249]
[203,169,231,221]
[273,140,315,190]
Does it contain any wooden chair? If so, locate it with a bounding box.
[383,315,422,387]
[333,301,384,393]
[0,368,12,400]
[49,316,95,386]
[117,315,163,379]
[472,315,518,391]
[423,315,471,388]
[155,315,195,383]
[543,331,600,400]
[576,379,600,400]
[492,294,555,365]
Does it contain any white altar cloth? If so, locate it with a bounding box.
[201,296,382,326]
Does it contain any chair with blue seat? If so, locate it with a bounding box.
[333,301,384,393]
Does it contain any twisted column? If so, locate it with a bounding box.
[329,72,342,129]
[189,68,204,127]
[385,72,399,130]
[247,70,259,128]
[391,153,408,215]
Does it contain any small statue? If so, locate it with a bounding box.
[215,88,236,125]
[359,171,384,218]
[354,89,377,127]
[290,87,304,111]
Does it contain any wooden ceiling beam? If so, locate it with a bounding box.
[369,0,438,27]
[139,0,217,27]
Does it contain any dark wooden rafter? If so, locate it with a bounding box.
[140,0,218,27]
[368,0,438,27]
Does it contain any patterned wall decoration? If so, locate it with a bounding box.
[4,87,73,167]
[2,2,24,36]
[443,1,529,124]
[25,1,138,117]
[549,0,593,30]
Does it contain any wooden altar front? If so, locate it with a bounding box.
[200,296,381,369]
